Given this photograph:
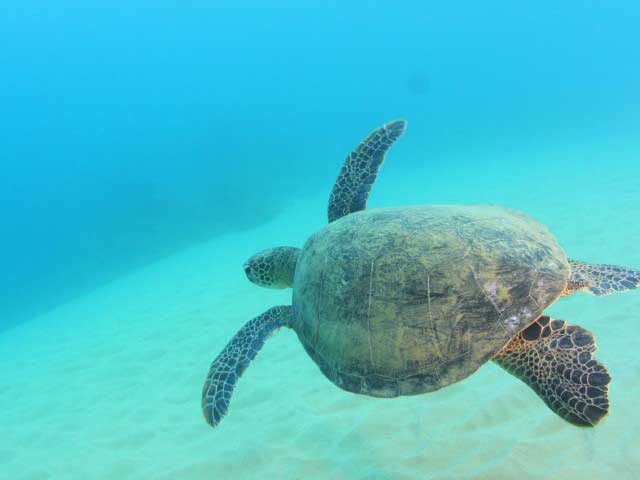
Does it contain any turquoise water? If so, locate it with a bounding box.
[1,2,640,479]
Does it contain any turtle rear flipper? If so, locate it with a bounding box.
[202,305,293,428]
[567,259,640,296]
[328,120,406,223]
[493,316,610,427]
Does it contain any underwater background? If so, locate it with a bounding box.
[1,1,639,479]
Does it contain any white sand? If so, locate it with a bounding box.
[2,141,640,479]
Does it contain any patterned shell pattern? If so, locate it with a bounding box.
[292,205,571,398]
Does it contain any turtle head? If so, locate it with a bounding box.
[243,246,300,289]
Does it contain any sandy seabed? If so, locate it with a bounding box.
[2,143,640,480]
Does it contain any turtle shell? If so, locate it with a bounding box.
[292,205,570,397]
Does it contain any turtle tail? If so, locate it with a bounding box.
[202,305,293,428]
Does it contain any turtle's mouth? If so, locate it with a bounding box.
[243,263,257,283]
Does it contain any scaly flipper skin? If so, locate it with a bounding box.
[568,259,640,296]
[202,305,293,428]
[327,120,407,223]
[493,316,611,427]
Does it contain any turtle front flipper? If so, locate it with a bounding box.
[566,259,640,296]
[328,120,407,223]
[202,305,293,428]
[493,316,611,427]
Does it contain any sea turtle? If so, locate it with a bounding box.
[202,120,640,428]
